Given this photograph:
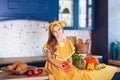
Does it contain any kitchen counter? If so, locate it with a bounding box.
[0,69,49,80]
[0,57,120,80]
[0,56,48,80]
[109,59,120,66]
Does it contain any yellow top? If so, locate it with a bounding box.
[44,39,117,80]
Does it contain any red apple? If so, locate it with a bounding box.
[37,68,43,74]
[26,70,33,76]
[32,69,39,75]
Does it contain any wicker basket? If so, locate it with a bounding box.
[77,39,90,54]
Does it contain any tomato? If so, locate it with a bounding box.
[37,69,43,74]
[32,69,39,75]
[26,70,33,76]
[61,62,70,70]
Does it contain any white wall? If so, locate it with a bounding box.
[0,20,90,58]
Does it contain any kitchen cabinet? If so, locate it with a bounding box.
[59,0,95,30]
[0,0,58,22]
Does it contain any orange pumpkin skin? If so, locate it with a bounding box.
[84,56,99,66]
[61,62,70,70]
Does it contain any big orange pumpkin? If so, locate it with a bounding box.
[61,62,70,71]
[84,56,99,66]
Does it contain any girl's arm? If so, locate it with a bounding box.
[45,50,61,68]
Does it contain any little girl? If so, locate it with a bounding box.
[44,20,79,80]
[44,20,116,80]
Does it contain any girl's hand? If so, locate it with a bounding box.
[68,63,72,70]
[59,64,64,70]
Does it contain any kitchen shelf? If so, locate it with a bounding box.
[0,56,47,68]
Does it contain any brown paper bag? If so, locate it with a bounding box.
[77,39,90,54]
[66,36,77,52]
[66,36,77,45]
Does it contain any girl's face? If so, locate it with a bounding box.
[52,25,63,38]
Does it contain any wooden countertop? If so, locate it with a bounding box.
[109,59,120,66]
[0,69,49,80]
[0,56,47,64]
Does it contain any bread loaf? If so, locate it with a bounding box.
[6,65,14,70]
[16,62,27,71]
[12,61,22,69]
[6,61,27,71]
